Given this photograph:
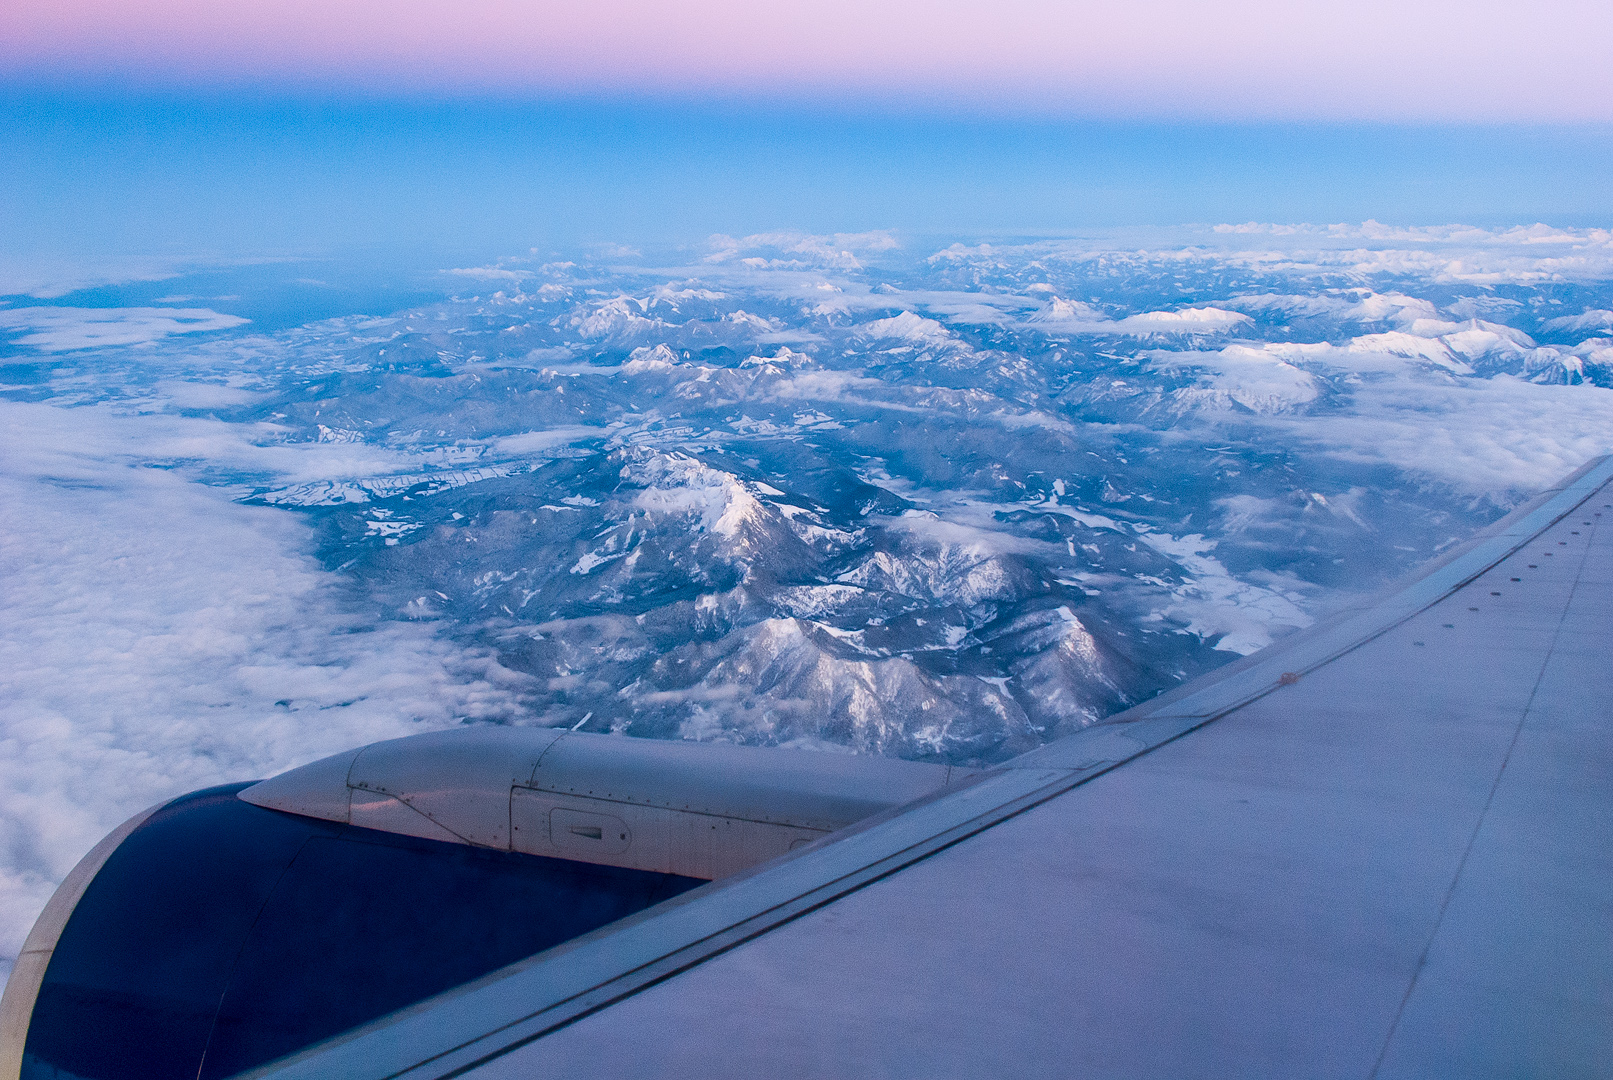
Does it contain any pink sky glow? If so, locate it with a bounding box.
[4,0,1611,121]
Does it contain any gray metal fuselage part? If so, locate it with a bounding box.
[238,728,972,880]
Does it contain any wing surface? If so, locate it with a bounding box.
[251,455,1613,1080]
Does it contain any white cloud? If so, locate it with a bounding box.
[1108,307,1251,334]
[1151,345,1322,413]
[1212,221,1601,246]
[490,426,604,456]
[760,369,928,414]
[3,403,435,492]
[1263,375,1613,495]
[443,266,532,282]
[1028,302,1251,336]
[0,259,183,300]
[152,380,263,409]
[830,231,900,252]
[0,307,249,352]
[702,231,897,271]
[1132,529,1312,655]
[0,401,536,967]
[979,224,1613,287]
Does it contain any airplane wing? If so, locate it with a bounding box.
[5,455,1610,1079]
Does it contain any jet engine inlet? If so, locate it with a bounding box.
[7,784,701,1080]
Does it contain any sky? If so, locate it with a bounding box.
[6,0,1613,122]
[3,0,1611,265]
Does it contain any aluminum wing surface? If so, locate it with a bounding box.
[251,455,1613,1080]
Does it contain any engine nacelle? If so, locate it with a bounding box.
[0,729,971,1080]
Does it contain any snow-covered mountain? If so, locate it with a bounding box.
[7,224,1613,772]
[8,221,1613,964]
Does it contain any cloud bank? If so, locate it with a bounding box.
[0,401,532,974]
[0,307,248,352]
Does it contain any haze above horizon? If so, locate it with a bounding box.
[7,0,1613,122]
[3,0,1609,264]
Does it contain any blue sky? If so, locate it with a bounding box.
[4,92,1610,269]
[5,0,1608,267]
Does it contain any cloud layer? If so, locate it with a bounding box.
[0,306,248,352]
[0,401,532,972]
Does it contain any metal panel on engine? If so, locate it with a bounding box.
[511,788,824,879]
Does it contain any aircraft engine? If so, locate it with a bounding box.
[0,728,969,1080]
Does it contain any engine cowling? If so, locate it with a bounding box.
[0,729,971,1080]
